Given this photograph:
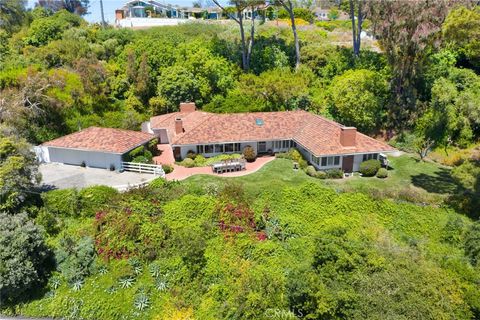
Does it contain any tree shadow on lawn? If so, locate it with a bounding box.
[411,167,462,194]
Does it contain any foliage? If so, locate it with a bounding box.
[328,69,388,132]
[78,185,118,217]
[278,8,315,23]
[442,6,480,70]
[55,236,96,284]
[326,168,344,179]
[179,158,195,168]
[162,164,174,174]
[94,203,167,261]
[464,221,480,266]
[359,159,381,177]
[0,212,52,303]
[0,132,40,212]
[368,0,458,127]
[41,189,79,217]
[242,145,256,162]
[275,148,308,169]
[376,167,388,178]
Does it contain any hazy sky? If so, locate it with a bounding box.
[27,0,196,24]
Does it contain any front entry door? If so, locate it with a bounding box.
[342,155,354,173]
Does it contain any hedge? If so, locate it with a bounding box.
[359,159,381,177]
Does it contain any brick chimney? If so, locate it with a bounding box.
[175,118,184,134]
[179,102,196,113]
[340,127,357,147]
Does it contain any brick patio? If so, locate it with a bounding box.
[165,156,275,181]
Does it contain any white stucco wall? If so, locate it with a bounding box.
[47,147,123,171]
[353,154,365,172]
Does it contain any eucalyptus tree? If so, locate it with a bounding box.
[210,0,265,71]
[367,0,465,128]
[273,0,301,69]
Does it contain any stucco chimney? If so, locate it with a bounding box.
[175,118,184,134]
[179,102,196,113]
[340,127,357,147]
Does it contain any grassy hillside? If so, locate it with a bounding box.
[5,156,479,319]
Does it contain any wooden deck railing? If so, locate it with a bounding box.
[121,162,165,177]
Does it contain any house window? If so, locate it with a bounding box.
[204,144,214,153]
[258,141,266,153]
[215,144,224,153]
[282,140,290,149]
[362,153,378,161]
[319,156,340,167]
[234,143,241,152]
[196,145,204,154]
[225,143,233,153]
[274,141,281,149]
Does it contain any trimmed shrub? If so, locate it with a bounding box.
[143,150,153,162]
[306,165,317,177]
[243,146,256,162]
[186,150,197,159]
[129,145,145,159]
[376,168,388,178]
[79,185,118,217]
[162,164,174,174]
[147,138,159,155]
[149,177,166,188]
[276,148,308,169]
[194,155,207,166]
[180,158,195,168]
[315,171,327,179]
[359,159,381,177]
[326,168,344,179]
[41,189,79,217]
[132,155,150,164]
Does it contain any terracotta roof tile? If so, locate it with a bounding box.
[150,110,396,156]
[43,127,155,154]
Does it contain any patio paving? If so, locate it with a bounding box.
[153,144,175,165]
[165,156,275,181]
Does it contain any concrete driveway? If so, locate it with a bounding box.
[39,163,157,190]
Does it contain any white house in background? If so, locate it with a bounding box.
[41,127,156,171]
[145,102,395,172]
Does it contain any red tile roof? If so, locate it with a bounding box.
[150,110,395,156]
[43,127,155,154]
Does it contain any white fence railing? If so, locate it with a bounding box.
[121,162,165,177]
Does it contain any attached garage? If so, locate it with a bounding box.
[42,127,156,171]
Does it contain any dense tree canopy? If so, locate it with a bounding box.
[0,212,52,303]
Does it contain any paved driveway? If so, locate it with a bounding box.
[39,163,157,190]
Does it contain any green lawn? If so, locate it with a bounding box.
[184,154,461,204]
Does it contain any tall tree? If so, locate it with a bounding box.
[210,0,262,71]
[349,0,366,57]
[36,0,90,15]
[368,0,462,129]
[274,0,301,69]
[0,0,26,33]
[0,132,40,213]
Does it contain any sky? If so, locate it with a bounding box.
[27,0,196,24]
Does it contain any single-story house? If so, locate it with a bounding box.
[41,127,156,171]
[145,103,395,172]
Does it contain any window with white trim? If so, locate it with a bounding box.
[319,156,340,167]
[362,153,378,161]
